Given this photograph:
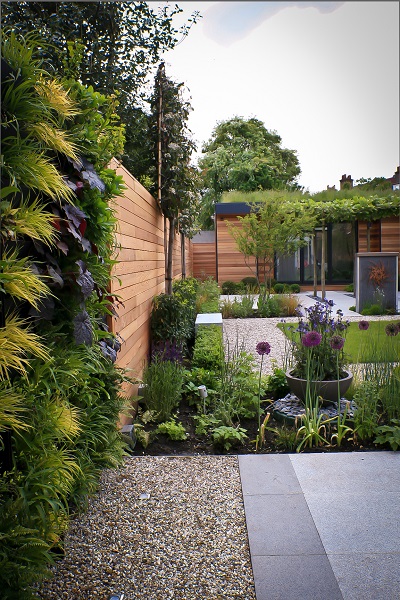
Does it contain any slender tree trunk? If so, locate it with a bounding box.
[313,232,318,298]
[321,220,326,300]
[165,216,175,294]
[181,231,186,280]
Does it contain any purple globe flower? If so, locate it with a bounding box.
[330,335,345,350]
[385,323,399,337]
[256,341,271,356]
[358,320,370,331]
[302,330,322,347]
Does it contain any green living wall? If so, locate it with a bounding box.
[0,32,129,598]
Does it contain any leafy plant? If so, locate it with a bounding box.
[268,424,298,452]
[353,381,381,442]
[266,364,290,399]
[156,420,187,441]
[296,407,331,452]
[211,425,248,452]
[374,420,400,450]
[257,293,280,318]
[191,325,223,372]
[142,356,184,423]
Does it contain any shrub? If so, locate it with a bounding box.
[221,280,238,295]
[241,277,259,292]
[150,293,194,350]
[273,283,285,294]
[256,294,280,317]
[276,294,299,317]
[196,277,221,313]
[191,325,223,372]
[361,303,385,316]
[289,283,301,294]
[142,356,184,422]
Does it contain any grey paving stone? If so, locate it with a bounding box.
[300,490,400,554]
[328,552,400,600]
[251,554,343,600]
[242,493,325,556]
[239,454,302,496]
[290,451,400,494]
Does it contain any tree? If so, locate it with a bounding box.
[149,63,200,294]
[227,191,315,290]
[198,116,301,228]
[1,2,200,181]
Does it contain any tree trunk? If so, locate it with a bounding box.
[321,220,326,300]
[181,231,186,280]
[165,216,175,295]
[312,232,318,298]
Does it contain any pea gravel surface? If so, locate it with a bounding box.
[38,456,256,600]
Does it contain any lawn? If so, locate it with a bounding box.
[278,320,400,363]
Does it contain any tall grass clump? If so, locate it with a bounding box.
[355,320,400,420]
[142,356,184,422]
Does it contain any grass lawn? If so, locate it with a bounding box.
[278,320,400,363]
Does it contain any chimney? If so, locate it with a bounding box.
[340,174,353,190]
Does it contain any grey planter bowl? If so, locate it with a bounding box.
[285,370,353,404]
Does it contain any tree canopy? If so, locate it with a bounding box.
[226,191,316,287]
[149,63,200,293]
[198,116,301,228]
[1,1,200,181]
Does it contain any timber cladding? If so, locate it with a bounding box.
[358,216,400,269]
[216,215,256,283]
[108,159,191,414]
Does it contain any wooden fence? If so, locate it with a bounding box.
[108,159,191,419]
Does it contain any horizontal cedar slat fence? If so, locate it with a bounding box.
[108,159,191,422]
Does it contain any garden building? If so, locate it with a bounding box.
[192,168,400,289]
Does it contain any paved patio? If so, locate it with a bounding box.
[239,451,400,600]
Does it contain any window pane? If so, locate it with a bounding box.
[331,222,355,282]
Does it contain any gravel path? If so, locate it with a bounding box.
[223,314,400,376]
[38,456,256,600]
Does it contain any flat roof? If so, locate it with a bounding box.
[215,202,251,215]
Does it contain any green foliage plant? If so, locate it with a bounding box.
[266,364,290,399]
[191,325,223,372]
[156,420,187,441]
[296,407,331,452]
[150,293,194,352]
[274,283,285,294]
[374,420,400,450]
[256,294,280,318]
[355,322,400,420]
[195,277,221,313]
[215,338,259,426]
[222,295,254,318]
[149,64,200,293]
[211,425,248,453]
[268,424,298,452]
[353,381,381,442]
[226,191,316,289]
[221,280,239,295]
[142,356,184,423]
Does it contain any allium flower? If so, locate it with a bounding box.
[358,320,369,330]
[256,341,271,356]
[302,331,322,347]
[385,323,399,337]
[330,335,345,350]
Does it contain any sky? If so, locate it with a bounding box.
[156,1,400,193]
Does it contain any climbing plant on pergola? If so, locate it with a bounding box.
[308,190,400,298]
